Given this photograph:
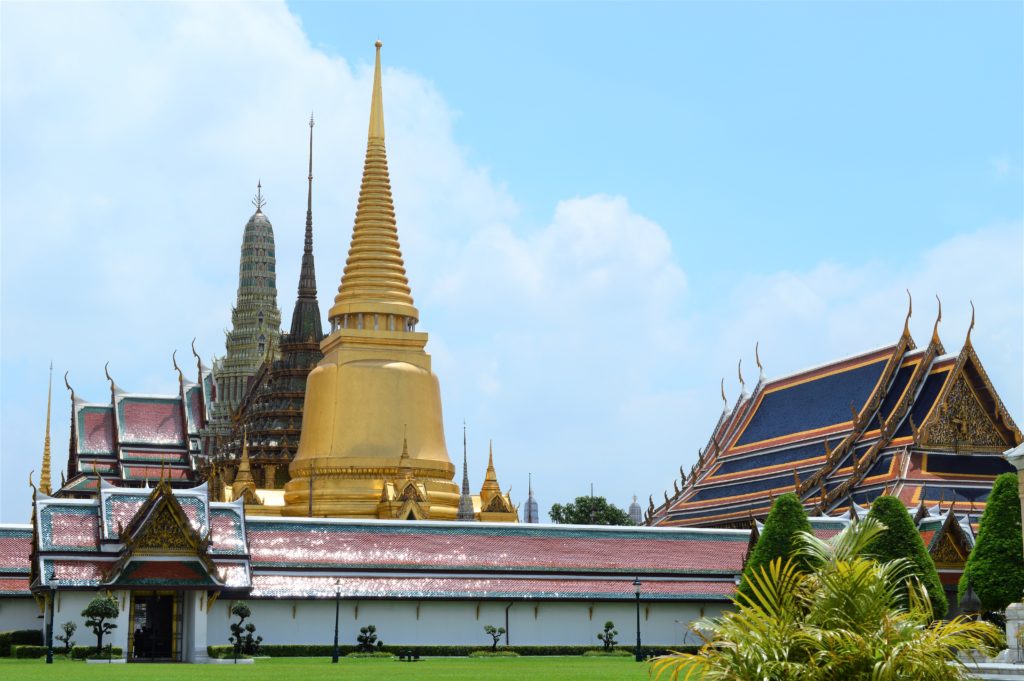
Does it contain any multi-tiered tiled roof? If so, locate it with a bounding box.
[60,356,215,495]
[653,300,1022,528]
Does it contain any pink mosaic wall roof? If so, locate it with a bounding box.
[118,398,185,445]
[247,524,747,575]
[79,408,115,453]
[0,533,31,571]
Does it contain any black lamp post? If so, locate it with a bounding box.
[331,581,341,663]
[633,577,643,662]
[45,570,56,664]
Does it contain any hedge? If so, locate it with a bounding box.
[469,650,520,657]
[12,645,48,659]
[0,629,43,657]
[866,495,948,619]
[960,473,1024,613]
[71,646,123,660]
[739,493,812,602]
[208,644,690,658]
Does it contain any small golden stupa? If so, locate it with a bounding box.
[282,42,459,518]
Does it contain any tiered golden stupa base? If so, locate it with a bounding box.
[283,459,458,518]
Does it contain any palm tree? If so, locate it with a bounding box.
[652,517,1002,681]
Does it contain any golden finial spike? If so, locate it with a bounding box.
[720,378,727,408]
[369,40,385,140]
[966,300,975,345]
[755,341,765,381]
[40,364,53,495]
[28,470,36,496]
[903,289,913,338]
[737,359,745,394]
[172,350,184,387]
[932,294,942,345]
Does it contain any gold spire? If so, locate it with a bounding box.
[480,440,501,502]
[329,40,418,325]
[369,40,385,140]
[234,430,256,492]
[398,433,413,479]
[40,363,53,495]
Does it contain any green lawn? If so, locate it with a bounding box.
[0,656,656,681]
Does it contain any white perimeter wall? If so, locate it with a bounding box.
[207,599,726,648]
[4,594,728,649]
[0,598,41,633]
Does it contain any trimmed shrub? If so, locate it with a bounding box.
[212,644,690,658]
[12,645,48,659]
[469,650,520,657]
[960,473,1024,613]
[0,629,43,656]
[583,649,632,657]
[866,495,948,619]
[346,651,394,658]
[70,645,123,660]
[739,493,813,600]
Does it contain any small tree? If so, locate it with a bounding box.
[866,495,948,620]
[597,621,618,650]
[738,493,813,601]
[549,496,633,525]
[959,473,1024,613]
[483,624,506,651]
[356,624,383,652]
[81,595,118,653]
[55,621,76,656]
[228,602,263,657]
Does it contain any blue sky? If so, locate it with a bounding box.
[1,2,1021,521]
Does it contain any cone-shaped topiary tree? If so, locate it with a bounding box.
[738,493,812,601]
[959,473,1024,613]
[865,495,948,620]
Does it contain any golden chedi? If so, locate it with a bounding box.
[283,42,458,518]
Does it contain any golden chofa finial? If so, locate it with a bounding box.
[932,294,942,345]
[966,300,975,346]
[755,341,765,382]
[903,289,913,339]
[737,359,746,396]
[369,40,385,140]
[720,378,727,411]
[172,350,184,388]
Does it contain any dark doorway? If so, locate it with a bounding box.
[130,592,179,661]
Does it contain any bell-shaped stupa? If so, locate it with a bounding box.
[283,42,458,518]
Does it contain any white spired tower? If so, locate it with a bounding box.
[629,495,643,525]
[524,474,540,523]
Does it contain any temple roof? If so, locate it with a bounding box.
[655,304,1021,528]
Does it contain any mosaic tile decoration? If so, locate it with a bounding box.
[116,559,216,586]
[0,527,32,572]
[39,505,99,551]
[77,405,115,454]
[42,558,109,587]
[103,493,208,539]
[0,577,30,596]
[117,397,186,446]
[210,508,246,555]
[216,562,251,588]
